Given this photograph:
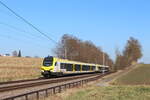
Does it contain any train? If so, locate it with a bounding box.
[41,56,109,78]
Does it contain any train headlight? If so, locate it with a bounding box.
[41,70,44,72]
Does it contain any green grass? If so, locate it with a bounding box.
[45,85,150,100]
[67,64,150,100]
[58,86,150,100]
[44,64,150,100]
[113,64,150,85]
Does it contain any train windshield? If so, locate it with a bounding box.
[43,56,53,66]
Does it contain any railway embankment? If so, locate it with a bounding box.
[0,73,109,100]
[111,64,150,85]
[44,64,150,100]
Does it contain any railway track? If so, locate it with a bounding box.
[0,78,44,85]
[0,73,103,92]
[0,72,111,100]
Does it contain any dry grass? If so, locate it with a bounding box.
[0,56,42,67]
[112,64,150,85]
[43,64,150,100]
[0,57,43,82]
[64,85,150,100]
[43,85,90,100]
[44,85,150,100]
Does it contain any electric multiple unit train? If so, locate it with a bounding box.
[41,56,109,78]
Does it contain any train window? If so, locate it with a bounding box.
[66,64,73,71]
[101,67,106,70]
[82,65,90,71]
[60,63,66,69]
[98,67,102,70]
[82,65,86,71]
[91,66,96,70]
[55,62,57,66]
[43,57,53,66]
[87,66,90,71]
[99,67,109,71]
[75,64,81,71]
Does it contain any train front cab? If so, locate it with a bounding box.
[41,56,61,77]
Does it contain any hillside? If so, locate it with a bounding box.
[113,64,150,85]
[60,86,150,100]
[44,64,150,100]
[0,57,43,82]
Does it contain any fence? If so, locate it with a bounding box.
[2,74,105,100]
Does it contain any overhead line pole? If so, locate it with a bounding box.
[103,52,105,66]
[0,0,58,44]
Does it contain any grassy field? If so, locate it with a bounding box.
[0,57,43,82]
[44,64,150,100]
[1,58,150,100]
[112,64,150,85]
[45,85,150,100]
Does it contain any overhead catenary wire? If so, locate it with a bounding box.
[0,33,49,49]
[0,21,44,40]
[0,22,52,48]
[0,0,58,45]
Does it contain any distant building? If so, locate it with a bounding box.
[3,54,10,56]
[34,56,39,58]
[25,56,31,58]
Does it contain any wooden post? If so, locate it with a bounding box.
[45,89,48,97]
[58,86,61,93]
[25,95,28,100]
[37,92,39,100]
[53,87,56,94]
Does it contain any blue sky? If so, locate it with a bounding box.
[0,0,149,63]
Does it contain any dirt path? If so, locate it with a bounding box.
[96,64,139,86]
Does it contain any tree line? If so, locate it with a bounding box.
[54,34,142,72]
[114,37,142,70]
[54,34,113,68]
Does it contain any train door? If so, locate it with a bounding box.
[60,63,66,73]
[54,62,59,72]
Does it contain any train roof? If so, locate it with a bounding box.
[44,56,109,67]
[53,56,106,67]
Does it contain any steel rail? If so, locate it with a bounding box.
[0,73,102,92]
[1,72,111,100]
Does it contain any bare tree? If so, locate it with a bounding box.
[114,37,142,70]
[54,34,113,68]
[123,37,142,63]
